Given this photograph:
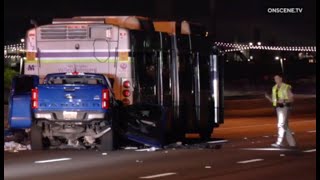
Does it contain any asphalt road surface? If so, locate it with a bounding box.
[4,96,316,180]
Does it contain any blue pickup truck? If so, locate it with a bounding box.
[9,72,115,150]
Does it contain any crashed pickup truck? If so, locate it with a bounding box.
[10,72,115,150]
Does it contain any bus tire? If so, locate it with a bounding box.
[200,128,213,141]
[99,128,114,151]
[31,123,44,150]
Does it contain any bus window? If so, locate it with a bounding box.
[136,50,157,103]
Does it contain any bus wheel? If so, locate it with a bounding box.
[31,123,44,150]
[200,128,213,141]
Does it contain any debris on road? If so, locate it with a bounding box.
[4,141,31,152]
[135,147,159,152]
[124,146,138,150]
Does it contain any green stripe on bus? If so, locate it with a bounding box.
[25,59,130,63]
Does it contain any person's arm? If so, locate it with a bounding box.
[287,88,294,103]
[264,93,273,103]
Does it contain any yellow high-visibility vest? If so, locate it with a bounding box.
[272,83,291,107]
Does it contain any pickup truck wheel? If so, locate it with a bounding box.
[31,124,44,150]
[99,129,113,151]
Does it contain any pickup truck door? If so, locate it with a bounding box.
[116,104,167,148]
[8,75,39,129]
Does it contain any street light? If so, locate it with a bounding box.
[21,38,25,43]
[257,42,261,46]
[275,56,280,60]
[249,42,253,46]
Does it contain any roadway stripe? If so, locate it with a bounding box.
[207,140,228,144]
[139,172,177,179]
[303,149,316,153]
[240,148,294,151]
[307,130,316,133]
[34,158,71,164]
[237,159,264,164]
[216,120,315,130]
[40,49,130,52]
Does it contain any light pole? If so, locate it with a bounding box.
[275,56,284,75]
[279,58,284,75]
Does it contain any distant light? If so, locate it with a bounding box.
[248,59,251,62]
[205,31,209,37]
[257,42,262,46]
[249,42,253,46]
[250,56,253,60]
[275,56,280,60]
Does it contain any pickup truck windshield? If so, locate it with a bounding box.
[45,74,107,85]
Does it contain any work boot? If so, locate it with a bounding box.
[271,143,285,148]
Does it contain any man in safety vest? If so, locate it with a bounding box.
[265,74,297,148]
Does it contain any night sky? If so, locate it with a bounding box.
[4,0,316,45]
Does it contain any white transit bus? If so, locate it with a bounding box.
[22,16,224,146]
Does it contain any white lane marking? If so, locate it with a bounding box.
[34,158,71,164]
[263,136,269,138]
[207,140,228,144]
[240,148,294,151]
[135,147,159,152]
[303,149,316,153]
[216,120,315,130]
[307,130,316,133]
[237,159,264,164]
[140,172,177,179]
